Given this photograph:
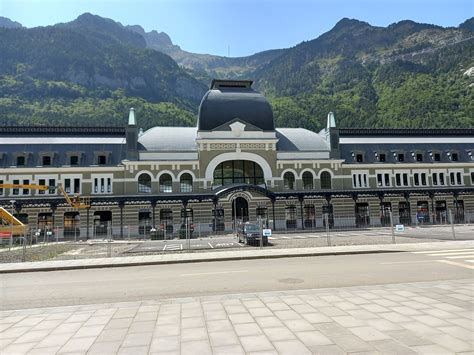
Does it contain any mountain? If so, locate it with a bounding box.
[126,25,285,78]
[253,18,474,130]
[0,14,207,127]
[57,13,146,49]
[0,17,22,29]
[0,13,472,130]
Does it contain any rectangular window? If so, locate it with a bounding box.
[39,179,46,194]
[379,154,386,162]
[0,179,3,195]
[64,179,71,193]
[356,154,363,162]
[402,173,408,186]
[414,174,420,186]
[471,172,474,184]
[42,156,51,166]
[100,178,105,193]
[384,173,390,187]
[433,173,438,186]
[439,173,445,185]
[434,153,441,161]
[16,156,25,166]
[416,153,423,162]
[13,179,20,195]
[451,153,458,161]
[49,179,56,194]
[456,172,462,185]
[22,179,29,195]
[74,178,80,194]
[353,173,368,188]
[421,173,427,186]
[377,174,382,187]
[395,174,401,187]
[398,154,404,162]
[94,178,98,193]
[107,178,112,193]
[70,156,79,165]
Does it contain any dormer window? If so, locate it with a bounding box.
[16,156,25,166]
[379,153,386,162]
[397,153,404,162]
[416,153,423,162]
[434,153,441,162]
[42,156,51,166]
[451,153,458,162]
[70,156,79,166]
[98,155,107,165]
[356,154,363,163]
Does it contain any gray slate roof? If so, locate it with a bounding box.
[138,127,198,151]
[276,128,330,151]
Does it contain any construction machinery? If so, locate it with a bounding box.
[0,183,90,239]
[0,183,90,209]
[0,207,26,240]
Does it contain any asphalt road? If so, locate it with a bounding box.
[1,246,472,310]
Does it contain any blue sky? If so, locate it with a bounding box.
[1,0,472,57]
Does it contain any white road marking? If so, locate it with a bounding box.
[436,260,474,270]
[164,244,181,251]
[208,242,214,249]
[429,251,474,256]
[181,270,249,277]
[380,260,435,265]
[446,254,474,259]
[413,249,474,254]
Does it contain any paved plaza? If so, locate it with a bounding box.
[1,278,472,354]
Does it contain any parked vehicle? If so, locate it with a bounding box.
[237,222,268,246]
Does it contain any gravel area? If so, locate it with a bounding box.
[0,244,78,263]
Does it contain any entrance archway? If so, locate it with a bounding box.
[232,197,249,223]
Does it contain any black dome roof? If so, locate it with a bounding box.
[197,80,275,131]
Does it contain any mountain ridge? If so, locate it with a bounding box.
[0,14,472,130]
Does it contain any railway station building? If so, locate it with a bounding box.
[0,79,473,238]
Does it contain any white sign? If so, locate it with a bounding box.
[262,229,272,237]
[395,225,405,232]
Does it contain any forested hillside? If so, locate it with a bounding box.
[256,19,474,130]
[0,14,206,127]
[0,14,472,130]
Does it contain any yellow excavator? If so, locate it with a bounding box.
[0,183,90,238]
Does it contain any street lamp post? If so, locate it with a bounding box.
[9,200,16,250]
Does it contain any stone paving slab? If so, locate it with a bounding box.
[1,240,473,274]
[0,279,472,354]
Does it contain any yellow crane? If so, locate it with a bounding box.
[0,183,90,238]
[0,183,90,209]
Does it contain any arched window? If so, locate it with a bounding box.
[320,171,332,189]
[213,160,264,186]
[159,174,172,193]
[138,173,151,193]
[302,171,314,190]
[283,172,295,190]
[180,173,193,192]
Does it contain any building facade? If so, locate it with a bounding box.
[1,79,473,238]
